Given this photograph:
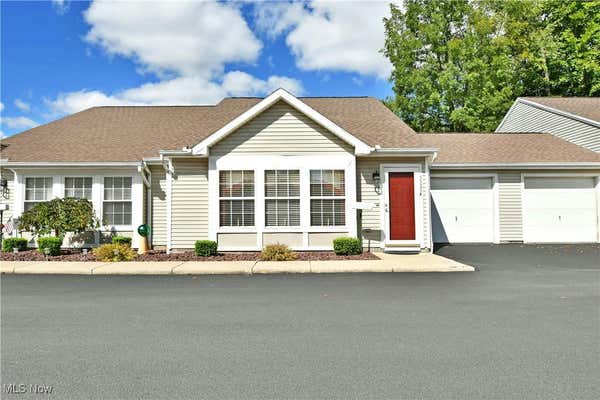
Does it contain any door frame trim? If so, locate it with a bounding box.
[430,173,500,244]
[379,163,424,249]
[521,172,600,243]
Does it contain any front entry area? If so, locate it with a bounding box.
[388,172,415,240]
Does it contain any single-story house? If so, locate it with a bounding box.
[1,89,599,252]
[497,97,600,153]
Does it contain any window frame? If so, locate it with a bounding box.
[64,176,93,200]
[102,176,133,227]
[24,176,54,211]
[309,169,346,227]
[264,169,301,228]
[218,170,255,228]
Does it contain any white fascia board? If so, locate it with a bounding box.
[158,149,194,157]
[517,98,600,129]
[191,88,373,156]
[430,162,600,170]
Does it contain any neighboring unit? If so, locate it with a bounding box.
[497,97,600,153]
[1,89,599,252]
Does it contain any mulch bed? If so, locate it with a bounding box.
[1,250,379,262]
[0,250,97,262]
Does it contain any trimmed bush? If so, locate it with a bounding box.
[2,237,28,253]
[333,237,362,255]
[195,240,218,257]
[261,243,298,261]
[37,236,63,256]
[93,243,136,262]
[111,236,132,247]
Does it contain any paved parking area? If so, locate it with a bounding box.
[1,244,599,399]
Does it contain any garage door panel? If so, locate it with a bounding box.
[431,177,495,243]
[524,177,598,243]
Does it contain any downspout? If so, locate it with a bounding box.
[161,156,174,254]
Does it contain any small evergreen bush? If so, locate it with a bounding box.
[93,243,136,262]
[2,237,28,252]
[261,243,298,261]
[37,236,63,256]
[111,236,132,247]
[194,240,218,257]
[332,237,362,255]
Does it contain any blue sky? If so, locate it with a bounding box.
[1,1,395,138]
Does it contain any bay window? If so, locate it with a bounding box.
[103,177,132,225]
[310,170,346,226]
[64,177,92,200]
[219,170,255,227]
[265,170,300,227]
[24,177,53,211]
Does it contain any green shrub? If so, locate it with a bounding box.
[195,240,218,257]
[37,236,63,256]
[261,243,298,261]
[111,236,132,247]
[93,243,137,262]
[2,237,28,252]
[333,237,362,255]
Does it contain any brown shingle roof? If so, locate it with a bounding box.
[0,97,419,162]
[420,133,600,164]
[521,97,600,122]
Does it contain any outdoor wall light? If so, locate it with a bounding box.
[372,171,381,192]
[0,178,8,199]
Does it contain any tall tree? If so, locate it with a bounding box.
[383,0,600,132]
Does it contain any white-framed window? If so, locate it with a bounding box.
[103,177,132,225]
[310,169,345,226]
[219,170,255,227]
[64,177,92,200]
[265,170,300,227]
[24,177,53,211]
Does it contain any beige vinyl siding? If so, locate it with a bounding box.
[498,172,523,242]
[171,158,209,249]
[150,166,167,246]
[356,158,383,247]
[498,101,600,152]
[0,168,14,225]
[211,101,353,155]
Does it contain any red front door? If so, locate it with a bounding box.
[388,172,415,240]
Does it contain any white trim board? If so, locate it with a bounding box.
[192,88,373,156]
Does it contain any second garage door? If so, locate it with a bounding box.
[431,177,495,243]
[524,177,598,243]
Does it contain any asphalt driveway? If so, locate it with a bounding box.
[1,244,599,399]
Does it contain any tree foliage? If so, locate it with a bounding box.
[18,198,100,238]
[383,0,600,132]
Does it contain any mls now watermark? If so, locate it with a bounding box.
[3,383,53,395]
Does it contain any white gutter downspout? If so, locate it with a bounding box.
[161,156,174,254]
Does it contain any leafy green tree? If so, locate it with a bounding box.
[18,198,100,239]
[383,0,600,132]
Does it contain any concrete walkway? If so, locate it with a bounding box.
[0,252,473,275]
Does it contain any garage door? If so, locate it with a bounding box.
[524,177,598,243]
[431,177,495,243]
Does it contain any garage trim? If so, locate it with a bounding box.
[521,172,600,243]
[430,173,500,244]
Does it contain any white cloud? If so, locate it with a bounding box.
[84,1,262,78]
[0,102,4,112]
[0,116,38,130]
[51,0,70,15]
[255,0,395,78]
[46,72,303,115]
[14,99,31,112]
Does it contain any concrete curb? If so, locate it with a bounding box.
[1,254,474,275]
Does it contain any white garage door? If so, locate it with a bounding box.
[524,177,598,243]
[431,177,495,243]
